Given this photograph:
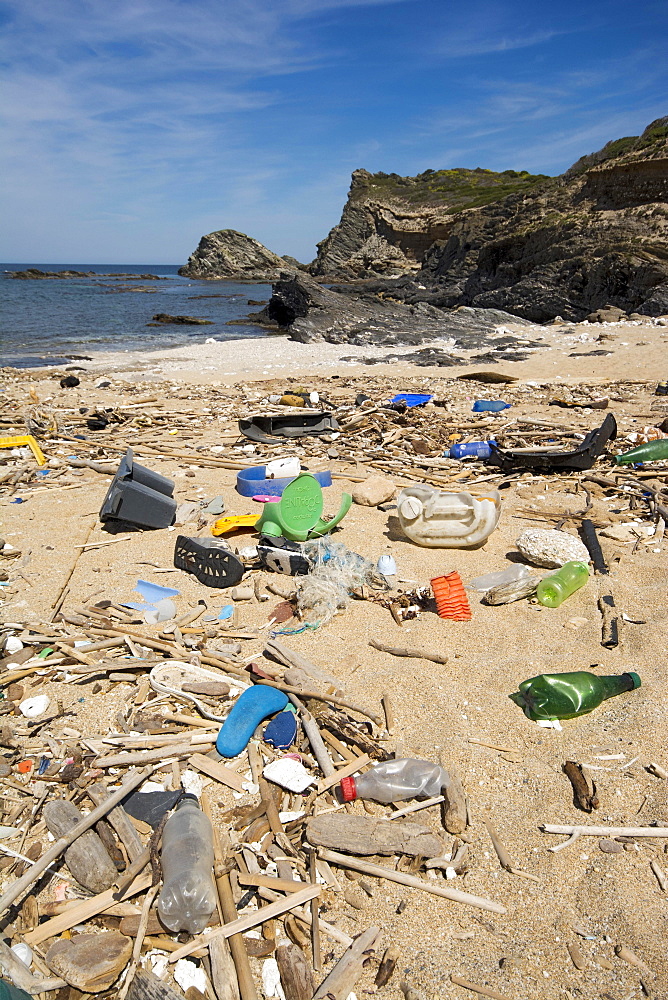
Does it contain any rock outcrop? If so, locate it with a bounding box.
[368,118,668,321]
[252,270,536,349]
[311,167,549,279]
[179,229,290,280]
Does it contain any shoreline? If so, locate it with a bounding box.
[11,316,667,386]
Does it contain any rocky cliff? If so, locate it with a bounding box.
[350,118,668,321]
[311,167,549,279]
[179,229,290,280]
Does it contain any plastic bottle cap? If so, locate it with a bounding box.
[400,496,423,520]
[339,776,358,801]
[625,671,642,689]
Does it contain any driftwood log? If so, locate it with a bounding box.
[313,926,381,1000]
[276,942,316,1000]
[306,814,444,858]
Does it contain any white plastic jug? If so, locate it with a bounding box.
[397,485,501,548]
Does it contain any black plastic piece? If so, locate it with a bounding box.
[174,535,245,588]
[238,412,339,444]
[258,535,310,575]
[486,414,617,474]
[100,448,176,528]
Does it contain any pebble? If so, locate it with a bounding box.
[46,931,132,991]
[599,838,623,853]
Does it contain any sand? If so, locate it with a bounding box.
[1,316,668,998]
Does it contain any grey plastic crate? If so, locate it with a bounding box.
[100,449,176,529]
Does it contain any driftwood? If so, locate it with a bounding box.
[43,798,119,893]
[483,817,540,882]
[313,926,380,1000]
[450,975,508,999]
[87,781,145,861]
[375,944,400,987]
[317,848,506,914]
[0,938,66,993]
[442,772,468,835]
[307,814,444,858]
[562,761,599,812]
[0,765,152,916]
[368,640,448,665]
[126,969,187,999]
[542,823,668,852]
[312,706,389,760]
[276,942,316,1000]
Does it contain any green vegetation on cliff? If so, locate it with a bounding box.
[355,166,551,210]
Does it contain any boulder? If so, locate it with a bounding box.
[179,229,288,280]
[515,528,590,568]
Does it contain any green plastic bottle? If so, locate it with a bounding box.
[536,560,589,608]
[0,980,32,1000]
[511,670,641,721]
[615,439,668,465]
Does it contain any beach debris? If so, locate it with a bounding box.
[174,535,245,588]
[45,931,132,991]
[397,486,501,548]
[255,473,352,541]
[43,798,119,893]
[100,448,176,529]
[307,814,444,858]
[431,572,472,620]
[216,686,288,757]
[515,527,590,568]
[562,761,599,812]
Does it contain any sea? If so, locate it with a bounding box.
[0,263,272,369]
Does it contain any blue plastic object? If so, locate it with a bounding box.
[390,393,433,407]
[471,400,511,413]
[236,465,332,497]
[216,686,289,757]
[134,580,180,602]
[263,710,298,750]
[448,440,496,459]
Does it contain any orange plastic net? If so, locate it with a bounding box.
[430,571,471,621]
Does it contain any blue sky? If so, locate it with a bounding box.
[1,0,666,264]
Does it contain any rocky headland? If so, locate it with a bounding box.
[182,117,668,339]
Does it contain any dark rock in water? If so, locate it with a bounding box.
[148,313,213,325]
[7,268,165,280]
[252,271,534,348]
[179,229,289,280]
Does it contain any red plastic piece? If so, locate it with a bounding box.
[339,776,358,801]
[17,760,33,774]
[430,571,472,621]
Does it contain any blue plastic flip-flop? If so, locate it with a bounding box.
[216,686,289,757]
[263,710,298,750]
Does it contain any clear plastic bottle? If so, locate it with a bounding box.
[157,795,217,934]
[339,758,449,804]
[469,564,529,592]
[536,560,589,608]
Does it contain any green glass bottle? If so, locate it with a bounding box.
[0,980,32,1000]
[536,560,589,608]
[511,670,641,721]
[615,439,668,465]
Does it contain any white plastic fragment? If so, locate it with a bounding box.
[174,958,208,993]
[263,758,315,793]
[11,942,32,966]
[19,695,50,718]
[261,957,286,999]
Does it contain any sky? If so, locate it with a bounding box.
[0,0,666,265]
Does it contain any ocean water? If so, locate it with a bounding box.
[0,263,272,368]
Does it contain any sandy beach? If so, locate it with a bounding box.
[1,318,668,999]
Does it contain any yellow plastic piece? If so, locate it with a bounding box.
[0,435,47,467]
[211,514,258,536]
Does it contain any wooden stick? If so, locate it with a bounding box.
[313,925,380,999]
[317,849,506,914]
[118,883,161,1000]
[188,753,246,793]
[450,974,508,999]
[369,640,449,665]
[0,939,66,993]
[237,873,307,893]
[87,781,145,861]
[0,765,153,916]
[95,742,214,767]
[317,754,371,795]
[249,744,283,837]
[381,693,395,734]
[651,859,668,890]
[309,848,322,973]
[257,887,353,947]
[483,817,540,882]
[24,872,153,945]
[288,693,336,778]
[168,885,321,962]
[388,796,446,820]
[50,516,96,617]
[542,824,668,841]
